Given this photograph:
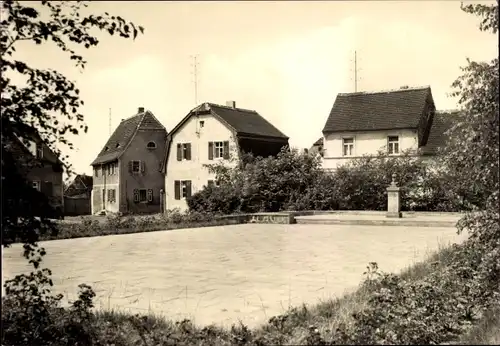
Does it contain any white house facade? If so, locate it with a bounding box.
[320,86,443,171]
[322,129,420,170]
[162,101,289,212]
[164,105,238,211]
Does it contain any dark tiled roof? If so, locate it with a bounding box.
[8,121,62,165]
[78,174,93,189]
[312,137,323,146]
[422,111,459,155]
[91,110,165,165]
[323,87,432,133]
[208,103,289,139]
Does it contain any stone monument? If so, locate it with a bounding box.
[386,173,402,218]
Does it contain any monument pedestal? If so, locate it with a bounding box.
[386,174,402,218]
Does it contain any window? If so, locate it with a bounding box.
[133,188,152,203]
[342,138,354,156]
[199,120,205,128]
[177,143,191,161]
[388,136,400,155]
[36,143,43,159]
[208,141,229,160]
[107,162,117,175]
[130,160,142,173]
[32,181,40,191]
[147,141,157,149]
[214,141,224,158]
[174,180,192,200]
[94,167,99,177]
[139,189,147,202]
[107,189,116,202]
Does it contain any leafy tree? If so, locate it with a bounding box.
[1,1,143,342]
[450,0,500,306]
[1,0,144,259]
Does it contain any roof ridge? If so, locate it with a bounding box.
[207,102,258,113]
[338,85,430,97]
[436,109,461,114]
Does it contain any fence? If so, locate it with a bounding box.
[64,195,91,216]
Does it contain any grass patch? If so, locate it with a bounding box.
[457,304,500,345]
[28,210,243,243]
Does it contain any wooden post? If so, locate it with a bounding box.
[160,189,165,214]
[386,173,402,218]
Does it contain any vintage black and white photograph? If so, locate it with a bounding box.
[1,0,499,344]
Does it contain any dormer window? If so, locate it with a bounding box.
[115,143,120,148]
[147,141,157,149]
[104,146,109,151]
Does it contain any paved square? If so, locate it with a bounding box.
[2,224,467,328]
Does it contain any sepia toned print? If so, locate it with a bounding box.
[2,1,498,344]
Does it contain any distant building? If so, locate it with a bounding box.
[320,86,456,170]
[309,137,324,157]
[64,174,93,216]
[7,123,64,218]
[162,101,289,211]
[90,107,167,215]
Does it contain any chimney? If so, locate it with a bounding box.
[400,86,409,90]
[226,101,236,108]
[138,107,145,113]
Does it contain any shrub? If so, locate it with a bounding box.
[2,269,98,345]
[187,147,465,214]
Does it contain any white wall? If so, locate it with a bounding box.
[322,129,419,170]
[165,113,238,211]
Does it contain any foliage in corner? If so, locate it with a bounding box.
[1,1,144,344]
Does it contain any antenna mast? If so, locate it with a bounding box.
[190,55,200,105]
[354,51,358,92]
[108,108,112,135]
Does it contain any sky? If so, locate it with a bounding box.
[11,1,499,177]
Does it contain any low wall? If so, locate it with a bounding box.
[216,210,465,226]
[217,212,295,224]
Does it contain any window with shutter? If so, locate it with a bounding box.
[147,189,153,202]
[139,189,147,202]
[223,141,229,159]
[133,189,139,202]
[131,160,141,173]
[174,180,181,200]
[185,180,192,198]
[208,142,214,160]
[185,143,191,160]
[177,143,182,161]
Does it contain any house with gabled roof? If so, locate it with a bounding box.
[321,86,444,170]
[5,122,65,218]
[309,137,324,158]
[64,174,93,198]
[63,174,93,215]
[161,100,289,211]
[90,107,167,215]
